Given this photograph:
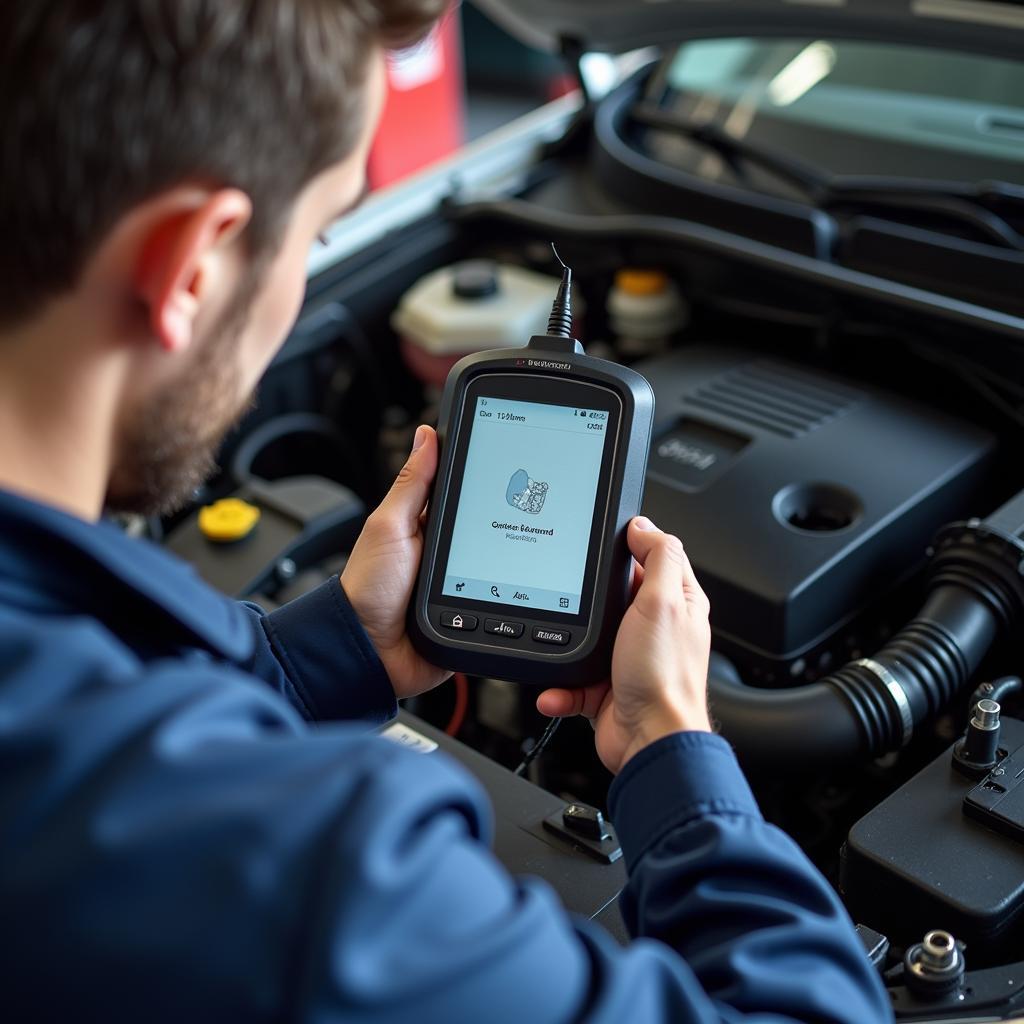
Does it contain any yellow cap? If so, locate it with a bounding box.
[615,269,669,296]
[198,498,261,543]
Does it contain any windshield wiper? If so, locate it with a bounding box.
[631,102,1024,251]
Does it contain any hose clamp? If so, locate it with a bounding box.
[855,658,914,747]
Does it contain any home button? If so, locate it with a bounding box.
[441,611,478,632]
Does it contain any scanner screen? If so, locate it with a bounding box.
[441,396,609,615]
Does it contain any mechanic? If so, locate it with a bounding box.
[0,3,892,1022]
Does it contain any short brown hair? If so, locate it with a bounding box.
[0,1,447,326]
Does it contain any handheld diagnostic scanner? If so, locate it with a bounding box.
[409,249,655,687]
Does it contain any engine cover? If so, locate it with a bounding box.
[638,346,995,680]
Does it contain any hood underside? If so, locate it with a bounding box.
[470,0,1024,62]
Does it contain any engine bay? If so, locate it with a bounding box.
[160,56,1024,1022]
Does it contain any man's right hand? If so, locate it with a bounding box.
[536,517,712,774]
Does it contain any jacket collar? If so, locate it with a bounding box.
[0,487,255,663]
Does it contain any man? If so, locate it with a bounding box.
[0,3,891,1021]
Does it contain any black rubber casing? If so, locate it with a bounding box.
[409,338,654,687]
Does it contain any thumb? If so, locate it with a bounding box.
[627,516,687,594]
[374,425,438,535]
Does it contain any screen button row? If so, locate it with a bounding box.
[439,613,570,646]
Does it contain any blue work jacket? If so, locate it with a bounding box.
[0,487,892,1022]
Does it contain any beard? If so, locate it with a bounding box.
[104,274,262,518]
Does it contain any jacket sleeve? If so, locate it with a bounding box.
[237,575,397,725]
[0,618,892,1024]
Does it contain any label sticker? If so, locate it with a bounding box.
[380,721,439,754]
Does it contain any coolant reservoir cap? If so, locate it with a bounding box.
[392,262,558,357]
[615,269,668,296]
[199,498,261,544]
[452,260,500,300]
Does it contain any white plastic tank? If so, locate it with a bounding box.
[392,260,559,387]
[607,269,688,359]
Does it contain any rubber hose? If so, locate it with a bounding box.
[968,675,1023,717]
[229,413,360,487]
[709,584,999,770]
[708,653,863,768]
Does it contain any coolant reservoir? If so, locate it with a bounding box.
[392,260,558,387]
[607,269,688,359]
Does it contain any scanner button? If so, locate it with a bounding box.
[484,619,524,639]
[441,612,478,632]
[532,626,571,646]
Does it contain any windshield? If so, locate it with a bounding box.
[646,39,1024,191]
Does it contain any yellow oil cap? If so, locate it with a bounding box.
[615,269,669,296]
[198,498,261,544]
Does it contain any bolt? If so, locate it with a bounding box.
[973,699,1001,731]
[904,930,965,997]
[920,931,957,972]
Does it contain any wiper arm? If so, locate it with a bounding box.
[631,103,1024,251]
[631,103,828,196]
[828,176,1024,206]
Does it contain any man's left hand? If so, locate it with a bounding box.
[341,425,450,699]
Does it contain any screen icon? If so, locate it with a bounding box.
[506,468,549,514]
[490,586,501,598]
[559,597,570,608]
[455,581,465,592]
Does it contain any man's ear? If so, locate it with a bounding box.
[134,189,253,353]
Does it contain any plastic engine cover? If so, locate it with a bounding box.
[637,346,995,680]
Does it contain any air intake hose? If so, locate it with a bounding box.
[710,489,1024,768]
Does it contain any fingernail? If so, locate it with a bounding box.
[411,425,428,453]
[634,516,657,531]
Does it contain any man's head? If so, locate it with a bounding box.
[0,1,447,515]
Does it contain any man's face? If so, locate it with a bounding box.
[106,52,387,516]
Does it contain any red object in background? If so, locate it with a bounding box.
[547,72,578,101]
[367,12,465,189]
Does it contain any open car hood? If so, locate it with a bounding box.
[470,0,1024,61]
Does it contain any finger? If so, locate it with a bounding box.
[627,517,687,595]
[537,682,609,720]
[372,425,438,537]
[630,558,644,599]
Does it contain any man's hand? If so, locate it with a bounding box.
[341,425,450,700]
[536,517,711,774]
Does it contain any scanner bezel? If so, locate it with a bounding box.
[410,342,655,687]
